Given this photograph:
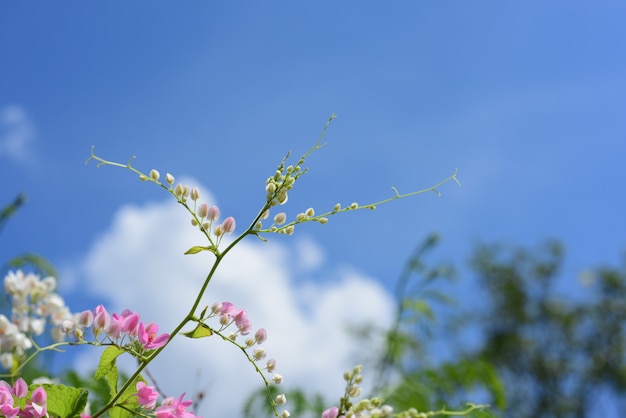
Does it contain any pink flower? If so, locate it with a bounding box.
[135,382,158,410]
[155,393,198,418]
[221,216,236,233]
[219,302,238,317]
[197,203,209,219]
[106,317,123,339]
[22,386,47,418]
[322,407,339,418]
[11,379,27,398]
[93,305,111,334]
[138,322,170,350]
[255,328,267,344]
[113,310,140,335]
[234,310,251,335]
[78,310,94,328]
[0,385,17,417]
[1,404,19,418]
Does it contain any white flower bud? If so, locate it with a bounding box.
[208,205,220,221]
[253,347,266,361]
[350,202,358,210]
[333,203,341,211]
[267,359,277,372]
[348,385,361,398]
[274,212,287,225]
[29,318,46,336]
[305,207,315,217]
[197,203,209,219]
[276,394,287,405]
[272,374,283,384]
[166,173,175,185]
[150,169,160,181]
[0,353,13,369]
[190,187,200,201]
[62,320,74,333]
[74,327,84,340]
[41,276,57,292]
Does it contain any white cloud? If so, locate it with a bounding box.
[74,186,395,417]
[0,105,36,165]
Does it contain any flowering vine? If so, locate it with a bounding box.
[0,116,478,417]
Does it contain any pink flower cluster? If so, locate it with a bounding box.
[209,302,275,368]
[134,382,201,418]
[64,305,169,351]
[0,379,47,418]
[212,302,253,336]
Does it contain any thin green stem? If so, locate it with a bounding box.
[255,168,460,235]
[431,403,489,416]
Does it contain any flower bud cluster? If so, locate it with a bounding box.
[322,365,394,418]
[1,270,75,368]
[209,301,288,416]
[265,157,304,208]
[194,203,238,245]
[141,169,237,242]
[193,201,237,239]
[0,378,47,418]
[63,305,169,352]
[130,381,201,418]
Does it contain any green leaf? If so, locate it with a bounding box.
[184,245,210,255]
[40,384,89,418]
[95,346,125,397]
[182,322,213,338]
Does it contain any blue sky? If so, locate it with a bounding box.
[1,1,626,416]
